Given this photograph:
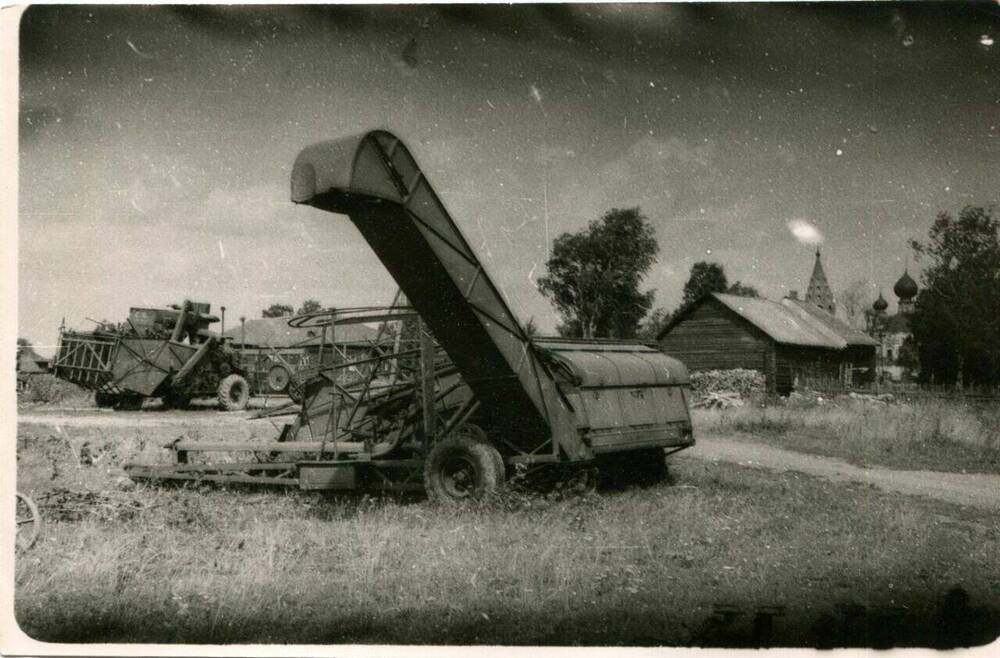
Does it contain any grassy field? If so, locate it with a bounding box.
[693,398,1000,475]
[13,417,1000,647]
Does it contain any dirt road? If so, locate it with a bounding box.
[17,408,1000,511]
[687,435,1000,512]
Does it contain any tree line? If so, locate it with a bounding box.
[534,204,1000,388]
[535,207,758,340]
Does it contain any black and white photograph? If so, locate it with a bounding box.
[6,2,1000,652]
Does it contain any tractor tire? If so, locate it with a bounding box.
[450,423,505,483]
[217,374,250,411]
[266,364,291,394]
[95,391,116,408]
[424,435,503,504]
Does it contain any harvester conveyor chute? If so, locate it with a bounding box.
[291,131,589,458]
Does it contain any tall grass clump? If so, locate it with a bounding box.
[693,398,1000,473]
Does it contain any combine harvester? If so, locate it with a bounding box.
[53,302,251,411]
[126,130,694,501]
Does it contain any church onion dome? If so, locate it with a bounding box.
[872,292,889,312]
[893,270,918,300]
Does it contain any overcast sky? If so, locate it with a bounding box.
[18,4,1000,353]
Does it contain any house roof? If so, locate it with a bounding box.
[660,293,878,350]
[221,317,381,348]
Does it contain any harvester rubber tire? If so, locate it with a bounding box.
[424,435,502,504]
[217,374,250,411]
[95,391,116,408]
[266,364,290,394]
[450,423,505,483]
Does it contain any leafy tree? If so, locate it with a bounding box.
[679,262,758,314]
[682,261,728,308]
[726,281,760,298]
[262,304,294,318]
[297,299,323,315]
[908,205,1000,387]
[638,307,672,341]
[838,279,873,331]
[897,335,920,373]
[537,207,658,339]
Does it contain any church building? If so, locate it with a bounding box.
[868,267,919,381]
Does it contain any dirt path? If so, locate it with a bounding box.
[686,435,1000,511]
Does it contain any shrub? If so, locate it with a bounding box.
[689,369,766,400]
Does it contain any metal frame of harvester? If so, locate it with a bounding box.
[126,130,695,501]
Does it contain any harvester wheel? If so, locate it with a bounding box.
[266,365,290,393]
[450,423,505,483]
[95,391,116,408]
[424,435,502,504]
[217,374,250,411]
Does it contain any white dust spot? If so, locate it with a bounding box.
[530,84,543,105]
[787,218,824,246]
[836,149,843,156]
[902,34,915,47]
[218,241,226,259]
[125,38,154,59]
[980,34,994,48]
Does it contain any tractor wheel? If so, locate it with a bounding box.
[163,391,191,410]
[95,391,116,408]
[424,435,503,504]
[450,423,505,483]
[266,364,290,394]
[217,374,250,411]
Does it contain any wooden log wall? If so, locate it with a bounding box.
[658,299,772,375]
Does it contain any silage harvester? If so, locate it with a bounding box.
[53,301,251,411]
[125,130,695,501]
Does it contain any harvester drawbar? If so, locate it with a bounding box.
[126,130,695,502]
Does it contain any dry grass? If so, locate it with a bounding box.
[17,374,93,407]
[13,420,1000,647]
[693,398,1000,474]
